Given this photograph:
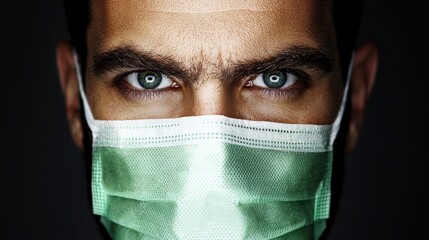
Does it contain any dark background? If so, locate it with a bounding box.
[1,0,428,239]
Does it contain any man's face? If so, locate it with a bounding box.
[84,0,343,124]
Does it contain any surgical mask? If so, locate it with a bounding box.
[75,53,352,240]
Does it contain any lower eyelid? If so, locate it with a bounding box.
[124,88,166,101]
[259,87,302,101]
[118,85,179,102]
[243,79,308,101]
[115,77,182,102]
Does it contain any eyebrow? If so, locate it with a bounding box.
[224,46,333,84]
[92,46,192,79]
[91,45,333,83]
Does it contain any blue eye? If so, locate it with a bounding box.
[126,71,173,90]
[252,71,298,89]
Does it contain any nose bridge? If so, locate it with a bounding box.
[192,79,231,116]
[184,49,236,117]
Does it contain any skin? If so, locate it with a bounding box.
[57,0,378,157]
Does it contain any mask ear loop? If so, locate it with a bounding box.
[73,48,97,132]
[329,51,355,145]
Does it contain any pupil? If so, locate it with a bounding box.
[270,75,280,82]
[146,76,155,83]
[263,71,287,89]
[138,71,162,89]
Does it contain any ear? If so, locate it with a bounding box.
[345,41,379,153]
[56,41,84,150]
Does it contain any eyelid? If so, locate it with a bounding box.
[111,70,181,102]
[251,69,303,89]
[125,72,174,90]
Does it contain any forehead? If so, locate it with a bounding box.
[88,0,336,63]
[97,0,326,13]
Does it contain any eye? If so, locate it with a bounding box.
[126,71,174,90]
[251,70,299,89]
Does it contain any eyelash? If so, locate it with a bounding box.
[112,68,311,101]
[258,87,303,101]
[244,69,311,100]
[112,71,178,101]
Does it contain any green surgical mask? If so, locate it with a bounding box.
[75,53,351,240]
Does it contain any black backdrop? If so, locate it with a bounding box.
[1,1,428,239]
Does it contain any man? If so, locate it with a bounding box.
[56,0,378,239]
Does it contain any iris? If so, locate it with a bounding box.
[137,71,163,89]
[262,71,288,89]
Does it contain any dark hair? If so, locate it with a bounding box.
[62,1,365,239]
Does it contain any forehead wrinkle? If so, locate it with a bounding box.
[126,0,285,14]
[90,0,336,84]
[90,2,334,53]
[134,9,280,14]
